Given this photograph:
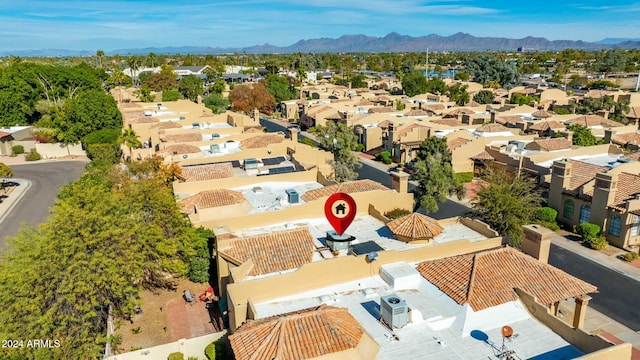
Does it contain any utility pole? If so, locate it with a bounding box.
[635,68,640,92]
[426,48,429,80]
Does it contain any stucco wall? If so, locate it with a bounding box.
[226,235,503,330]
[514,289,631,359]
[36,143,85,158]
[106,331,226,360]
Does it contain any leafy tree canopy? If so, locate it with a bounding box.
[141,65,177,92]
[316,121,362,182]
[470,167,542,247]
[447,83,469,106]
[401,72,427,97]
[178,74,204,102]
[0,158,206,359]
[465,55,519,89]
[229,82,275,115]
[566,123,600,146]
[473,89,496,105]
[412,136,464,212]
[265,74,296,104]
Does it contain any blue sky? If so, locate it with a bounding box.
[0,0,639,51]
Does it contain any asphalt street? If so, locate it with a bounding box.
[549,243,640,331]
[0,161,86,248]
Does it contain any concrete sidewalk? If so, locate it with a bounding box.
[0,178,31,227]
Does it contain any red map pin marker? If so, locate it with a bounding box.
[324,192,357,236]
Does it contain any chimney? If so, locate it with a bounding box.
[386,122,395,153]
[522,225,553,263]
[289,128,298,143]
[590,172,618,226]
[391,171,410,194]
[253,109,260,124]
[548,160,572,212]
[573,295,592,329]
[603,129,613,144]
[490,110,496,123]
[563,130,574,143]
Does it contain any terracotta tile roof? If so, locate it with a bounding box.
[496,115,524,125]
[612,132,640,146]
[447,137,471,151]
[377,120,392,128]
[130,116,160,124]
[180,163,234,182]
[368,107,394,113]
[219,228,314,276]
[622,152,640,161]
[229,305,365,360]
[396,123,427,138]
[301,179,388,202]
[164,132,202,142]
[416,247,597,311]
[446,107,474,116]
[470,150,494,160]
[243,127,264,133]
[325,112,343,120]
[423,103,446,111]
[404,109,429,117]
[151,121,182,129]
[431,118,460,126]
[157,144,202,156]
[0,131,11,138]
[475,123,511,133]
[567,115,622,128]
[357,99,375,106]
[625,106,640,119]
[240,134,285,149]
[564,159,608,199]
[529,120,565,131]
[527,138,572,151]
[386,213,444,240]
[610,172,640,211]
[179,189,246,214]
[532,110,553,118]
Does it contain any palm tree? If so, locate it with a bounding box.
[128,55,139,87]
[96,49,105,69]
[147,52,157,68]
[118,128,141,161]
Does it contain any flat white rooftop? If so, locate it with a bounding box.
[537,153,623,169]
[252,269,583,360]
[231,181,324,213]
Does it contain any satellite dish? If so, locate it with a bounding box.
[501,325,513,339]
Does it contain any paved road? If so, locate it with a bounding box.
[0,161,86,248]
[549,243,640,331]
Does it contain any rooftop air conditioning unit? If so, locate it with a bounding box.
[380,294,409,329]
[210,144,220,153]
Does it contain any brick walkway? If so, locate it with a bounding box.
[166,297,215,341]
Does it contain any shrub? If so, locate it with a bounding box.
[623,251,640,262]
[377,151,392,164]
[553,107,571,115]
[577,222,601,242]
[168,352,184,360]
[131,326,141,334]
[534,207,558,223]
[454,172,474,184]
[205,339,228,360]
[87,144,121,164]
[586,235,608,250]
[11,145,24,155]
[299,138,317,148]
[162,89,182,102]
[384,208,411,220]
[25,149,42,161]
[188,257,209,283]
[356,143,364,152]
[536,221,560,231]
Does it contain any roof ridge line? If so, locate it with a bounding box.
[466,252,480,310]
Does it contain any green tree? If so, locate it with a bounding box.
[465,55,519,89]
[473,90,496,104]
[470,167,542,247]
[566,123,599,146]
[178,75,204,102]
[0,162,13,178]
[265,74,296,104]
[401,72,428,97]
[53,89,123,144]
[134,86,154,102]
[0,159,202,358]
[118,128,141,160]
[454,71,470,81]
[127,55,140,86]
[447,83,469,106]
[425,77,447,95]
[96,49,105,69]
[162,89,182,101]
[412,136,464,212]
[317,121,362,182]
[142,65,177,91]
[203,93,230,114]
[510,93,538,105]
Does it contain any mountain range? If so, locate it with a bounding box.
[4,32,640,57]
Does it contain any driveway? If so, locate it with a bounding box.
[0,161,87,248]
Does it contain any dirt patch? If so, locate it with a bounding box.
[599,244,625,257]
[114,278,219,353]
